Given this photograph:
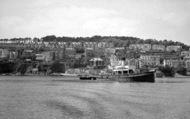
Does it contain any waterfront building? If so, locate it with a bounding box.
[163,54,181,68]
[89,57,104,68]
[109,55,138,71]
[184,56,190,75]
[20,50,34,60]
[139,54,161,67]
[124,58,139,71]
[0,49,10,59]
[109,55,124,69]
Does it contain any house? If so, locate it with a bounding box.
[83,42,95,49]
[109,55,138,71]
[163,54,181,68]
[129,44,151,52]
[109,55,124,69]
[105,48,116,57]
[181,50,190,58]
[65,48,76,57]
[89,57,104,68]
[182,50,190,74]
[124,58,139,71]
[0,49,10,59]
[152,44,165,51]
[36,54,45,61]
[71,42,82,48]
[166,45,181,52]
[36,51,52,62]
[139,54,161,67]
[184,57,190,75]
[9,51,17,60]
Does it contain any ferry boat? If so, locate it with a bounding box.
[111,66,155,82]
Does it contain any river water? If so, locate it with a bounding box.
[0,76,190,119]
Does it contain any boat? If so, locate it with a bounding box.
[79,74,97,80]
[111,66,155,82]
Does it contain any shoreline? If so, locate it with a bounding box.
[0,75,190,83]
[155,77,190,83]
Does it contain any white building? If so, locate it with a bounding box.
[0,49,9,59]
[129,44,151,52]
[181,50,190,58]
[166,45,181,52]
[152,44,165,51]
[139,54,161,67]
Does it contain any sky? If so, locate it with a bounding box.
[0,0,190,45]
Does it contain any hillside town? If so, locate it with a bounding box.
[0,36,190,77]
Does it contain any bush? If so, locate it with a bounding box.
[50,62,65,73]
[17,63,29,75]
[156,70,164,78]
[159,65,175,77]
[0,61,16,74]
[176,67,187,76]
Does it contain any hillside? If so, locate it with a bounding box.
[1,35,190,50]
[41,35,190,50]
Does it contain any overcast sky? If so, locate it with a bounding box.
[0,0,190,45]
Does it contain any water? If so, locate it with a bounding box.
[0,76,190,119]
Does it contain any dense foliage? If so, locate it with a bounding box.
[159,65,175,77]
[176,67,187,76]
[17,63,29,75]
[50,61,65,73]
[0,61,15,74]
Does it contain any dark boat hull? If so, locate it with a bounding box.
[79,76,97,80]
[112,71,155,82]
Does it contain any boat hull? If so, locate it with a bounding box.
[112,71,155,82]
[79,75,97,80]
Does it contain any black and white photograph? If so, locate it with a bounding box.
[0,0,190,119]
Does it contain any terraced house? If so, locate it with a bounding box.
[129,44,151,52]
[181,50,190,74]
[139,54,161,67]
[152,44,165,51]
[166,45,182,52]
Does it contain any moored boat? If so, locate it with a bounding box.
[111,66,155,82]
[79,74,97,80]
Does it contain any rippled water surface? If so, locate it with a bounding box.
[0,76,190,119]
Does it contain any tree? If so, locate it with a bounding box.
[177,67,187,76]
[17,63,28,75]
[0,61,15,74]
[50,61,65,73]
[159,65,175,77]
[42,35,56,42]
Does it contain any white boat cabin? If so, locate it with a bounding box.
[113,66,134,75]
